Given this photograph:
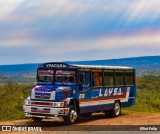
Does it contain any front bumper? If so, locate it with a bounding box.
[23,105,69,119]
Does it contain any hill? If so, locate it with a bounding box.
[0,56,159,82]
[0,64,37,82]
[67,56,160,68]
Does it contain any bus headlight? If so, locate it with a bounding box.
[24,97,31,105]
[53,102,64,107]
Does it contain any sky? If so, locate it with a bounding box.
[0,0,160,64]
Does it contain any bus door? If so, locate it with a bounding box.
[79,71,91,91]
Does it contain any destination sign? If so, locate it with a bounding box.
[45,63,68,68]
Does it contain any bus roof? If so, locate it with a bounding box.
[71,64,134,70]
[40,62,134,70]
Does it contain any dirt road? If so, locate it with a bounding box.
[0,113,160,131]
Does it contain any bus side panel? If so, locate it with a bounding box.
[121,85,136,108]
[129,85,136,98]
[78,86,130,114]
[70,86,79,100]
[79,104,114,114]
[121,98,135,108]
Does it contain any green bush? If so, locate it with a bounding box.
[123,76,160,113]
[0,82,34,121]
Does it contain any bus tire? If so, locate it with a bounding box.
[81,112,92,117]
[105,101,121,118]
[32,117,43,122]
[63,107,79,125]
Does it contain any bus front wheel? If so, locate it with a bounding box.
[63,107,79,125]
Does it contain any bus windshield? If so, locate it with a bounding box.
[55,69,76,85]
[37,69,76,85]
[37,69,54,84]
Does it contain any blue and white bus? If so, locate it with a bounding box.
[23,62,136,124]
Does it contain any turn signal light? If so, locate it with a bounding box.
[60,102,64,107]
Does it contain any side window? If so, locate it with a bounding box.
[115,70,125,86]
[125,70,134,85]
[79,71,91,91]
[92,70,103,87]
[104,70,114,86]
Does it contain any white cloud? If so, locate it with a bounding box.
[0,27,160,53]
[0,0,22,20]
[23,30,160,57]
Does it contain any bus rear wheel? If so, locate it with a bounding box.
[63,108,79,125]
[105,101,121,118]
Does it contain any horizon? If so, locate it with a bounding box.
[0,55,159,66]
[0,0,160,64]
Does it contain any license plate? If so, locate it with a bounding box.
[37,108,43,111]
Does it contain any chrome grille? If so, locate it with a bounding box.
[35,92,51,100]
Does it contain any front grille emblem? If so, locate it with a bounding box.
[40,94,44,98]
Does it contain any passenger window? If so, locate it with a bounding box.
[125,70,134,85]
[92,70,102,87]
[92,77,102,86]
[104,70,114,86]
[115,70,125,86]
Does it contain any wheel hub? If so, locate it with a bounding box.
[114,103,120,115]
[70,110,77,123]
